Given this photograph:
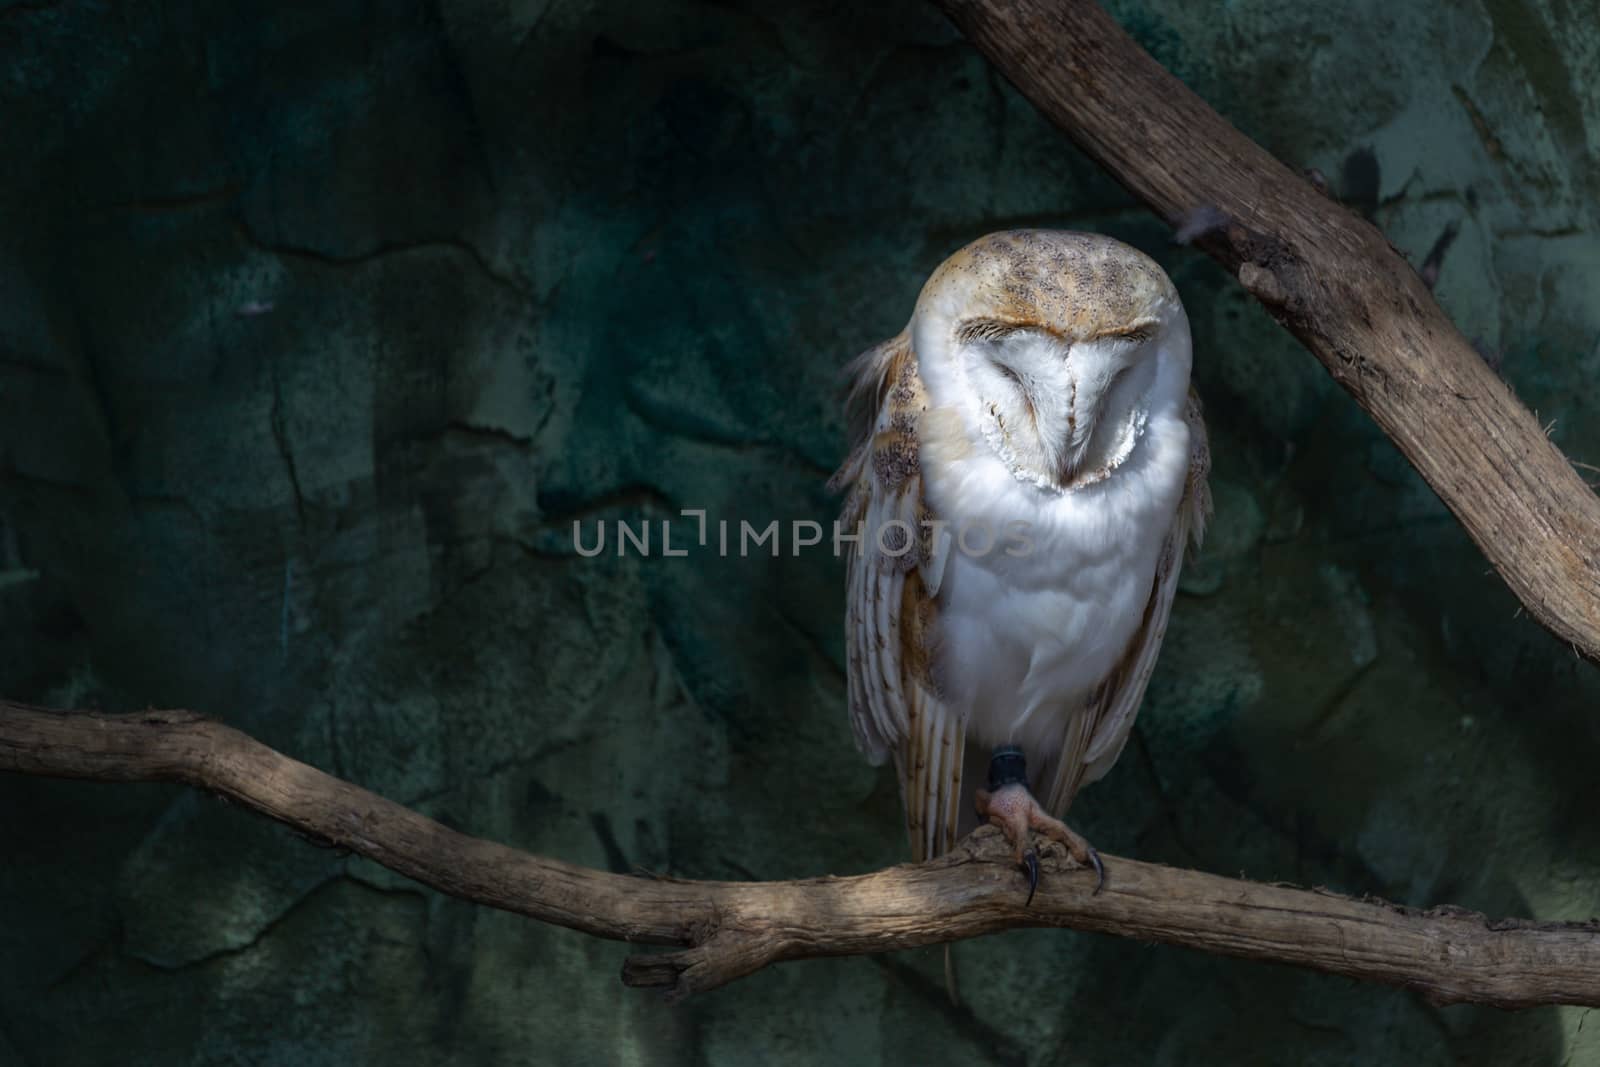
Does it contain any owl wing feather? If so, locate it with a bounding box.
[1043,388,1213,816]
[831,332,967,863]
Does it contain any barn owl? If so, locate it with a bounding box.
[832,230,1210,900]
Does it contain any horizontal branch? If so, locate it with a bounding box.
[3,700,1597,1006]
[933,0,1600,663]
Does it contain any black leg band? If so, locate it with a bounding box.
[987,745,1029,791]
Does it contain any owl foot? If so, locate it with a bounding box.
[974,746,1104,904]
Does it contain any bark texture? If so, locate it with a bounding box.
[3,700,1597,1006]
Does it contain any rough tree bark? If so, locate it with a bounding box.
[3,700,1598,1006]
[932,0,1600,663]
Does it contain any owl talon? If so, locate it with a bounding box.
[977,747,1105,902]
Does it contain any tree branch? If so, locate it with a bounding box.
[932,0,1600,663]
[3,700,1597,1006]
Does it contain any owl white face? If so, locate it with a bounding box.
[906,230,1191,494]
[953,317,1166,491]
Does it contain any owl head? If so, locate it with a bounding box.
[911,230,1192,492]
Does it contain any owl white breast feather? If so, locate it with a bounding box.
[832,229,1211,901]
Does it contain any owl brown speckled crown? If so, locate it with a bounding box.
[917,229,1178,343]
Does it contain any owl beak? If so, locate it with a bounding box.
[1056,435,1093,485]
[1055,370,1111,484]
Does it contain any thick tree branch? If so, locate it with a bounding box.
[933,0,1600,662]
[3,700,1598,1006]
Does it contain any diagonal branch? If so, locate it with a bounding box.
[932,0,1600,663]
[3,700,1598,1006]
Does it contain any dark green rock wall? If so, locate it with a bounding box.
[2,0,1598,1063]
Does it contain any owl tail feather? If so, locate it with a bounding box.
[944,944,962,1007]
